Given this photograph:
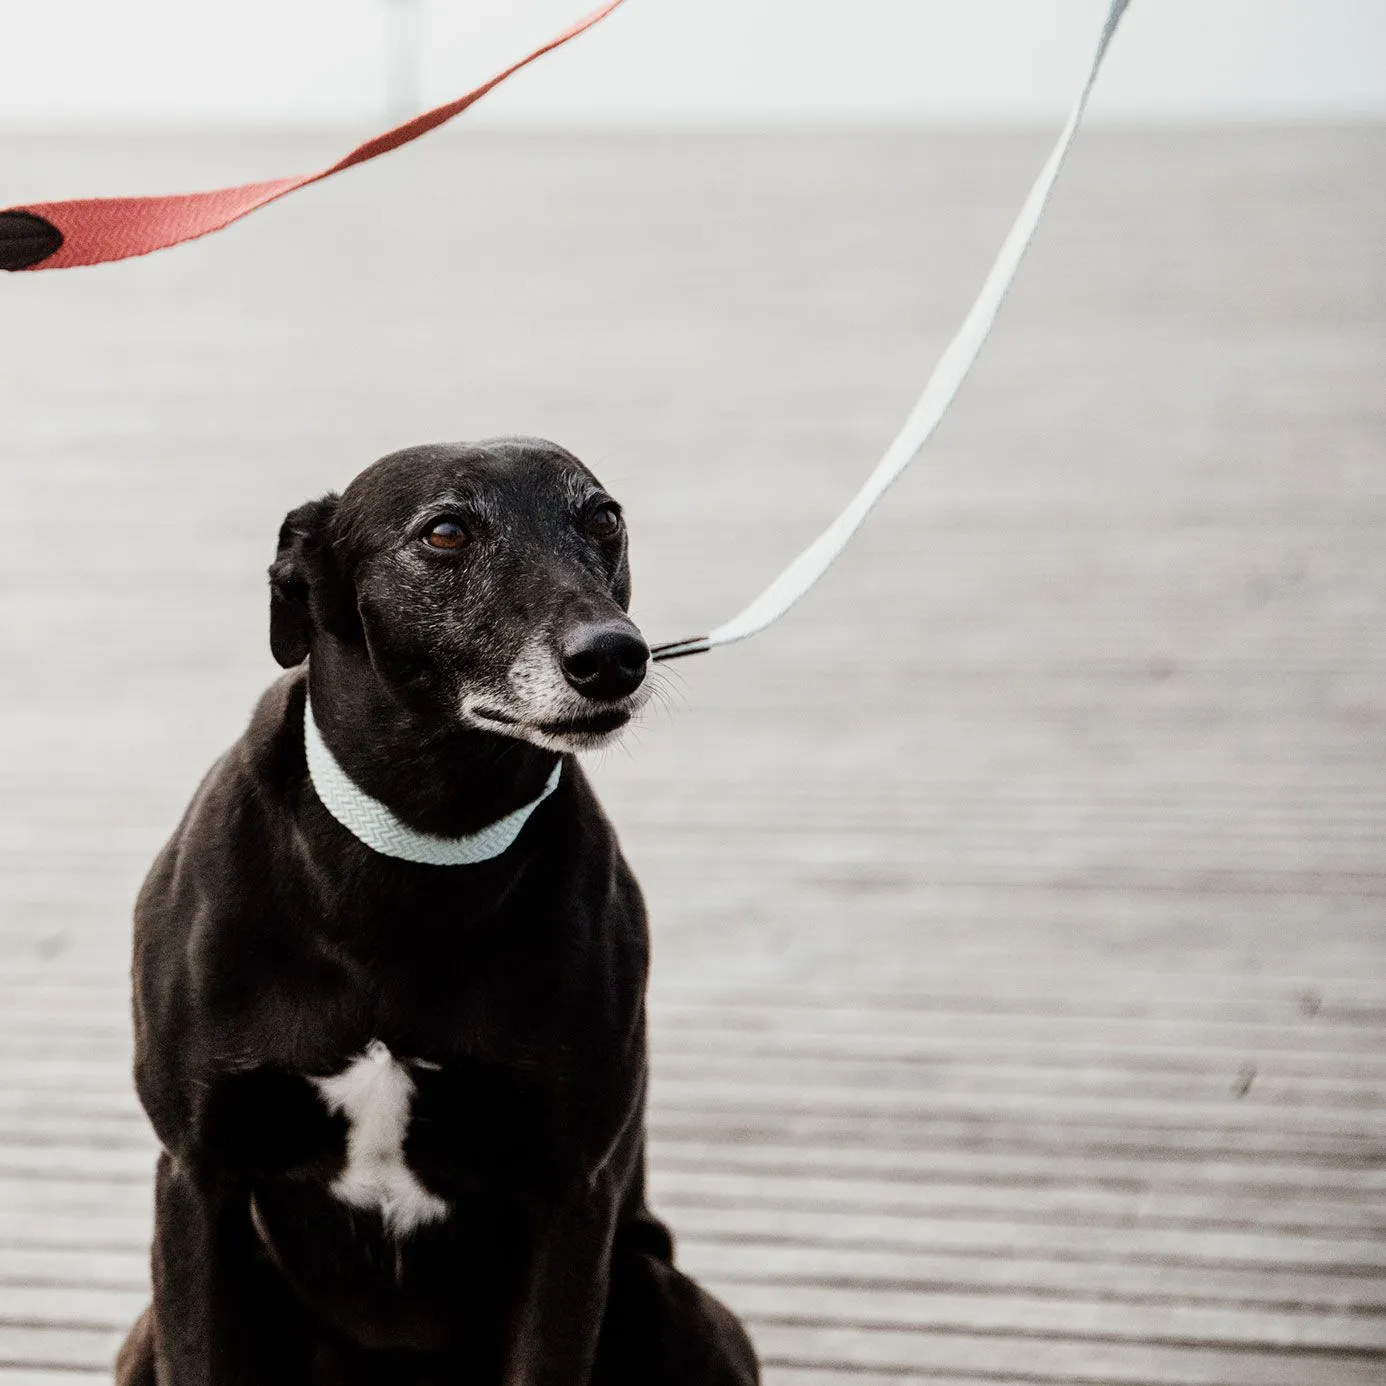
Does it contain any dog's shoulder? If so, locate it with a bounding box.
[130,672,321,1140]
[200,668,310,827]
[235,666,311,795]
[135,671,308,921]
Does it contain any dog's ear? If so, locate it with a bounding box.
[268,494,340,668]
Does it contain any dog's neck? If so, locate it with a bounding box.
[302,648,562,850]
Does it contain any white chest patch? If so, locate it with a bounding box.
[311,1041,449,1237]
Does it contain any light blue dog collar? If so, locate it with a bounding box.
[304,699,561,866]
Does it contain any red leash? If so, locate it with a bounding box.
[0,0,625,272]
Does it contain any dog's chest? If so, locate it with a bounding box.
[310,1040,448,1236]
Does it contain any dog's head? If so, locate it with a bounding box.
[269,439,650,753]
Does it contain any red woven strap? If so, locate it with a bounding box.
[0,0,624,272]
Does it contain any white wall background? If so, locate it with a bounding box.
[0,0,1383,126]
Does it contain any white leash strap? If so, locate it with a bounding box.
[652,0,1132,663]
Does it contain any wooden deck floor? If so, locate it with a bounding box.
[1,127,1383,1383]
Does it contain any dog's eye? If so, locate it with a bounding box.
[584,503,622,540]
[422,519,470,551]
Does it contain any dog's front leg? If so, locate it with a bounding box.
[502,1179,620,1386]
[147,1154,307,1386]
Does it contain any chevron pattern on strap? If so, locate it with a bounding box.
[304,699,562,866]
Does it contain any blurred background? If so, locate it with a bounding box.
[1,3,1383,1383]
[2,0,1386,125]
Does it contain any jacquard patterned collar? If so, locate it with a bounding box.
[303,699,561,866]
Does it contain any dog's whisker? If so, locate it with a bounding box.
[650,663,692,699]
[644,669,690,717]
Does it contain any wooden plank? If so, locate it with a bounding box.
[12,968,1386,1010]
[705,1280,1386,1352]
[0,1248,146,1290]
[647,1139,1386,1199]
[3,1187,1381,1276]
[0,1121,147,1150]
[2,1059,1382,1133]
[650,1205,1386,1273]
[675,1240,1386,1314]
[10,1236,1384,1322]
[651,1169,1386,1237]
[5,1163,1381,1242]
[764,1372,983,1386]
[11,1013,1386,1076]
[646,1109,1386,1164]
[748,1324,1386,1386]
[0,1325,118,1373]
[0,1216,149,1251]
[1,1086,1380,1166]
[7,1131,1386,1204]
[12,979,1386,1031]
[7,1047,1386,1112]
[0,1373,109,1386]
[650,1006,1386,1058]
[5,1142,1383,1230]
[0,1288,143,1332]
[1,1093,1379,1168]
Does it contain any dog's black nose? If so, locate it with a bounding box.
[560,622,648,701]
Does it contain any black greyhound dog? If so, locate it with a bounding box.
[115,439,758,1385]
